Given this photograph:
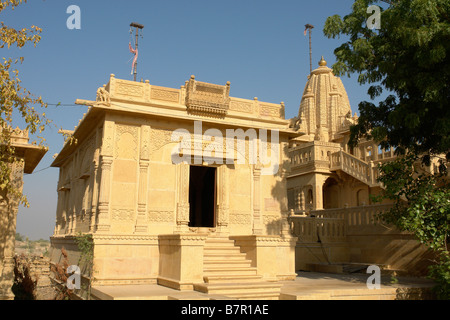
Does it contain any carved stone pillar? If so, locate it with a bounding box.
[135,161,149,233]
[176,163,190,233]
[89,155,100,232]
[55,191,64,235]
[252,165,263,235]
[216,165,230,235]
[300,188,306,212]
[96,157,113,232]
[312,175,325,211]
[135,125,151,233]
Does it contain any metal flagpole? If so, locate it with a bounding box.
[130,22,144,82]
[304,24,314,74]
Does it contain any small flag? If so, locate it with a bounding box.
[129,42,138,75]
[304,24,314,36]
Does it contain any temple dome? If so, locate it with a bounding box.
[298,57,353,142]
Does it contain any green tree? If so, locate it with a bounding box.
[323,0,449,157]
[0,0,50,207]
[323,0,449,298]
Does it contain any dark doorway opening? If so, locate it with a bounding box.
[189,166,217,228]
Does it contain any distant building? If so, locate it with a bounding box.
[0,127,47,300]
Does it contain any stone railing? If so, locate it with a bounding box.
[330,150,380,187]
[289,204,393,242]
[311,204,393,228]
[290,144,314,169]
[289,216,347,243]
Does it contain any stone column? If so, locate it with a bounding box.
[216,165,230,235]
[89,155,100,232]
[300,188,306,212]
[312,175,325,211]
[135,161,149,233]
[55,191,64,235]
[252,165,263,235]
[96,157,112,232]
[135,125,151,233]
[0,207,17,300]
[176,163,190,233]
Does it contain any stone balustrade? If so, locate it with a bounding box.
[289,216,346,243]
[289,204,393,243]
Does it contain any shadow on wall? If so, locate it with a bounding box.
[266,142,291,235]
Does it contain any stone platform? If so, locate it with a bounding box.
[90,271,435,300]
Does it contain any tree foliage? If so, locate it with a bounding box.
[375,153,449,252]
[323,0,450,157]
[0,0,50,206]
[324,0,450,298]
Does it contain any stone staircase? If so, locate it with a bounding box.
[193,236,282,300]
[330,150,382,188]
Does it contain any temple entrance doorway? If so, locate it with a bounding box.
[189,166,217,228]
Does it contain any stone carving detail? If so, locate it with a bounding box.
[185,76,231,117]
[140,125,151,160]
[230,211,252,225]
[115,81,144,97]
[111,208,135,221]
[176,203,190,225]
[150,128,174,156]
[115,124,139,160]
[260,104,283,118]
[151,87,180,103]
[230,101,253,114]
[102,122,115,157]
[96,85,110,105]
[148,209,174,223]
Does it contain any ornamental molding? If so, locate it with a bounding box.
[185,76,230,118]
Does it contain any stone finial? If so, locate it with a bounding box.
[319,56,327,67]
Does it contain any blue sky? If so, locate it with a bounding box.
[4,0,375,240]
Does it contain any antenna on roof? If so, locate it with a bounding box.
[129,22,144,82]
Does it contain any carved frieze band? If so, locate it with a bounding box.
[148,209,174,223]
[150,87,180,103]
[115,81,144,98]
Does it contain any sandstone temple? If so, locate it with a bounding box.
[47,57,433,300]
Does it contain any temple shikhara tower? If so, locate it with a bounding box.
[49,57,433,300]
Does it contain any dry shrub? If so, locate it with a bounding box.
[12,254,38,300]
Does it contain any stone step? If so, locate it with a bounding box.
[205,238,236,247]
[228,292,281,300]
[204,246,242,254]
[203,267,258,277]
[193,282,282,299]
[203,275,263,284]
[204,260,253,268]
[204,252,248,260]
